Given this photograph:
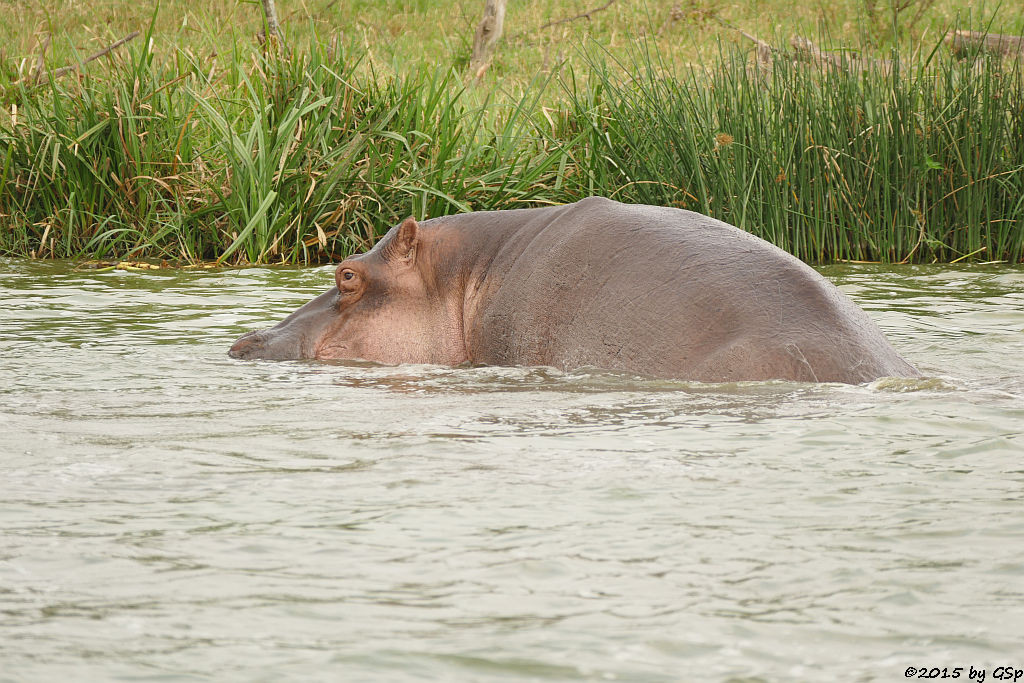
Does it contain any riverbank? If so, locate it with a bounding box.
[1,7,1022,264]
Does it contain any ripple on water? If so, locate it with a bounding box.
[1,259,1023,681]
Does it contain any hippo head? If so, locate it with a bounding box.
[229,217,466,365]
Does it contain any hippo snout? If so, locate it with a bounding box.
[229,287,340,361]
[228,330,267,359]
[229,325,312,360]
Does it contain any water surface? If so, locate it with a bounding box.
[1,259,1022,681]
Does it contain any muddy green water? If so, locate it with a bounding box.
[1,259,1023,682]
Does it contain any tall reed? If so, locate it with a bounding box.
[0,29,574,263]
[560,39,1024,263]
[1,28,1022,264]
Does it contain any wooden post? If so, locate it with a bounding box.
[469,0,507,79]
[260,0,286,49]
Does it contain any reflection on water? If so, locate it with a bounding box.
[1,259,1023,681]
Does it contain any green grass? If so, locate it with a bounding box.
[1,3,1023,264]
[3,0,1022,88]
[1,24,576,263]
[562,39,1024,262]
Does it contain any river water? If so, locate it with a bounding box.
[1,259,1022,682]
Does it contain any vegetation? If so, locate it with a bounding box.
[1,2,1023,264]
[4,1,1021,83]
[568,44,1024,263]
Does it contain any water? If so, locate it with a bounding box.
[1,259,1022,682]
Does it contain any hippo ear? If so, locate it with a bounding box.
[384,216,419,263]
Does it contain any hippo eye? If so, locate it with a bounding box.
[337,268,361,294]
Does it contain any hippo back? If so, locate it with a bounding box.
[456,197,916,383]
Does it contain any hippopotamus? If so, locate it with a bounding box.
[229,197,919,383]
